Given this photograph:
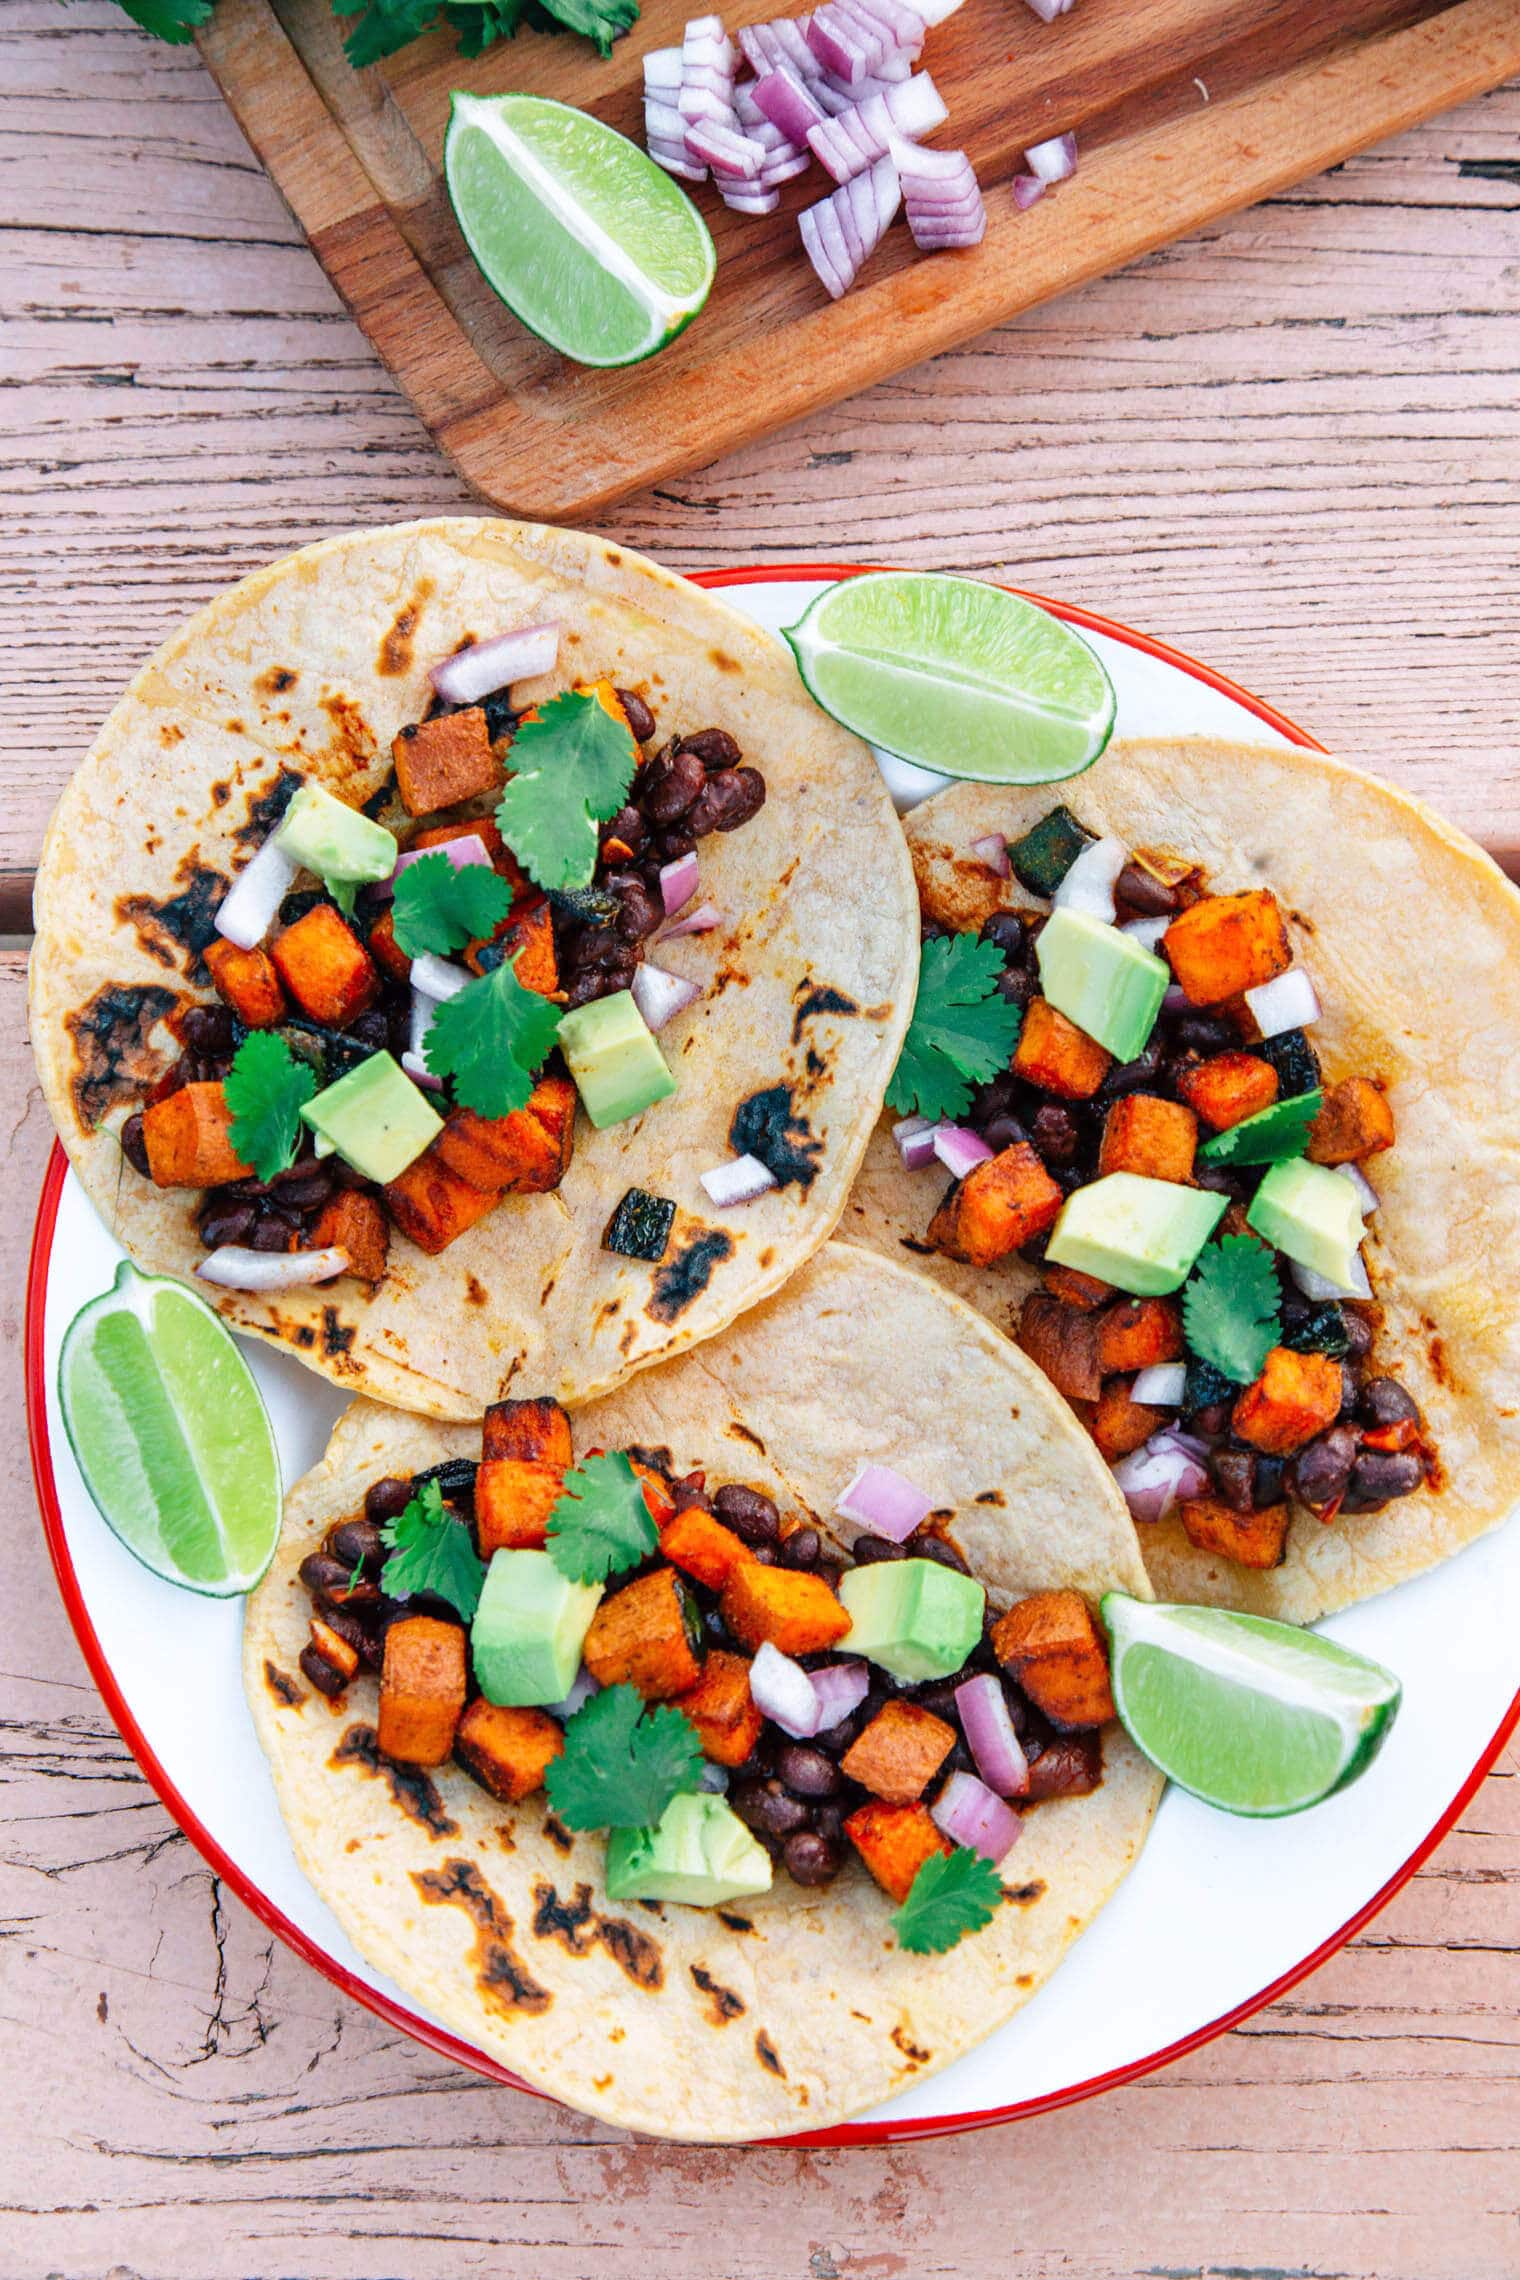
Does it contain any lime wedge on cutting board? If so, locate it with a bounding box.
[1102,1593,1401,1816]
[58,1262,280,1596]
[784,572,1116,783]
[444,92,715,368]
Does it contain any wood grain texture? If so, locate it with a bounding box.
[3,10,1520,2268]
[192,0,1520,520]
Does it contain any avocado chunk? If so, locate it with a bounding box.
[1047,1172,1227,1296]
[1247,1156,1367,1291]
[605,1793,774,1908]
[276,782,397,902]
[837,1558,986,1682]
[557,990,677,1130]
[1035,905,1169,1060]
[1197,1089,1323,1167]
[299,1050,441,1184]
[471,1550,603,1708]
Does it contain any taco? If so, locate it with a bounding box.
[30,519,917,1419]
[842,737,1520,1625]
[245,1244,1160,2141]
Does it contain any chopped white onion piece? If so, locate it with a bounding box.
[407,985,438,1058]
[953,1673,1030,1796]
[409,951,473,1002]
[1023,0,1076,20]
[197,1244,350,1292]
[932,1123,994,1178]
[970,834,1011,876]
[893,1113,939,1170]
[930,1769,1023,1862]
[1132,1361,1188,1407]
[658,852,701,917]
[749,1641,822,1738]
[1012,172,1046,210]
[1025,130,1077,182]
[700,1153,778,1207]
[631,960,701,1033]
[643,44,685,88]
[1052,835,1128,922]
[1244,967,1321,1037]
[214,833,298,951]
[811,1660,871,1731]
[834,1460,933,1542]
[1121,914,1170,951]
[400,1049,443,1092]
[1338,1162,1380,1216]
[1290,1252,1373,1304]
[660,899,724,940]
[430,623,561,706]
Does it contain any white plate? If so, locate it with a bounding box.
[26,569,1520,2146]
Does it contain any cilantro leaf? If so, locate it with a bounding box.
[886,934,1023,1123]
[893,1846,1003,1954]
[423,954,562,1117]
[392,849,514,959]
[529,0,638,50]
[380,1478,485,1622]
[1196,1088,1323,1169]
[495,690,639,892]
[224,1031,316,1184]
[117,0,216,41]
[442,0,527,51]
[331,0,438,65]
[1183,1234,1282,1384]
[545,1684,705,1832]
[547,1453,659,1585]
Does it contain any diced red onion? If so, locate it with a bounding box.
[409,951,472,1001]
[631,960,701,1032]
[546,1666,600,1721]
[197,1244,350,1292]
[721,184,782,213]
[851,0,927,49]
[643,43,685,88]
[954,1673,1030,1796]
[215,833,298,951]
[407,985,438,1058]
[430,623,560,707]
[679,83,733,127]
[700,1152,777,1207]
[750,1640,823,1737]
[908,0,966,23]
[645,97,689,139]
[752,63,827,139]
[1113,1427,1211,1523]
[1052,834,1128,921]
[739,18,823,78]
[659,898,724,940]
[1339,1162,1380,1216]
[807,6,875,86]
[893,1112,939,1170]
[931,1770,1022,1863]
[759,150,814,186]
[910,214,987,249]
[1290,1252,1373,1303]
[1012,172,1046,209]
[1161,981,1189,1014]
[687,117,767,176]
[658,851,700,917]
[1025,130,1077,182]
[1244,967,1321,1037]
[391,831,492,884]
[970,833,1010,876]
[400,1049,443,1092]
[932,1123,993,1178]
[799,205,847,298]
[1023,0,1075,20]
[799,155,898,296]
[834,1460,932,1541]
[1132,1361,1188,1406]
[1121,913,1170,951]
[810,1660,871,1731]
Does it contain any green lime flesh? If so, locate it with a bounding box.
[58,1261,280,1597]
[1102,1593,1401,1817]
[444,92,714,368]
[784,572,1117,784]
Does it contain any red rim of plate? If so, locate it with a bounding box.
[24,565,1520,2150]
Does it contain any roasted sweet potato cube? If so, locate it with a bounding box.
[1163,890,1292,1006]
[142,1081,249,1188]
[1091,1376,1169,1461]
[1098,1093,1197,1182]
[672,1649,763,1768]
[476,1397,573,1555]
[204,939,285,1029]
[1017,1294,1104,1401]
[841,1699,956,1805]
[992,1590,1115,1729]
[1177,1052,1278,1132]
[454,1699,563,1802]
[308,1615,359,1683]
[1096,1296,1184,1375]
[1179,1495,1291,1570]
[1232,1346,1343,1455]
[926,1142,1063,1267]
[1042,1263,1115,1310]
[377,1616,466,1766]
[583,1567,702,1700]
[367,905,412,984]
[1013,997,1112,1099]
[433,1073,577,1198]
[1308,1076,1395,1165]
[719,1564,852,1657]
[658,1505,755,1592]
[271,904,380,1028]
[310,1189,389,1284]
[467,898,558,997]
[384,1146,501,1254]
[844,1800,950,1904]
[392,707,499,817]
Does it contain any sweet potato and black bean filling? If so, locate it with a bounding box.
[296,1400,1112,1947]
[888,805,1434,1565]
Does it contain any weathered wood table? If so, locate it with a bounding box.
[3,11,1518,2272]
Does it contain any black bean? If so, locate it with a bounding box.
[910,1680,961,1722]
[274,1169,334,1210]
[781,1527,821,1571]
[1115,863,1179,916]
[713,1484,781,1545]
[1030,1103,1079,1166]
[814,1709,866,1755]
[655,827,697,864]
[299,1551,377,1604]
[347,1008,390,1052]
[1253,1454,1287,1508]
[730,1779,810,1839]
[996,966,1034,1009]
[562,971,608,1010]
[1098,1043,1165,1104]
[1341,1307,1375,1359]
[613,878,662,942]
[678,726,742,770]
[616,688,657,743]
[1192,1401,1230,1438]
[602,804,648,855]
[366,1475,416,1526]
[1170,1013,1238,1055]
[1345,1450,1425,1510]
[812,1805,844,1845]
[685,766,766,837]
[199,1198,257,1249]
[854,1535,910,1574]
[1209,1445,1257,1513]
[1360,1377,1420,1429]
[1292,1425,1358,1510]
[317,1599,375,1660]
[249,1218,294,1252]
[1339,1362,1365,1421]
[1192,1163,1248,1201]
[672,1473,715,1516]
[183,1003,235,1055]
[911,1533,969,1574]
[119,1112,151,1178]
[642,747,706,823]
[331,1518,386,1572]
[979,909,1027,962]
[978,1115,1029,1154]
[750,1542,780,1566]
[783,1831,842,1886]
[299,1646,349,1698]
[775,1744,840,1798]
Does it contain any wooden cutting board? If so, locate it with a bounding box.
[198,0,1520,519]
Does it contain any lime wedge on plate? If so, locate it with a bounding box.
[1102,1593,1401,1816]
[58,1262,280,1597]
[784,571,1116,783]
[444,92,715,368]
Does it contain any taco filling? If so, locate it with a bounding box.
[296,1399,1115,1938]
[112,651,770,1291]
[886,802,1435,1572]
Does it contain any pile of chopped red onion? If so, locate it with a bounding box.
[643,2,1079,297]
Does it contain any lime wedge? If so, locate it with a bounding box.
[444,92,715,368]
[784,572,1116,783]
[1101,1593,1401,1816]
[58,1261,281,1597]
